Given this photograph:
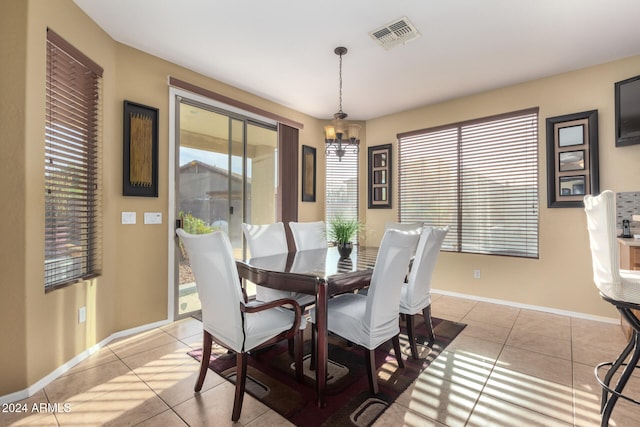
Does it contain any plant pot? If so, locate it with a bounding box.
[337,242,353,258]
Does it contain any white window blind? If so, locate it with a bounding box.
[398,108,539,258]
[45,29,103,290]
[325,150,359,243]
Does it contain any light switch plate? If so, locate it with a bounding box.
[144,212,162,224]
[121,212,136,224]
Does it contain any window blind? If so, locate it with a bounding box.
[325,150,359,243]
[398,109,539,258]
[45,29,103,290]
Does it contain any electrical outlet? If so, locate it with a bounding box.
[78,306,86,323]
[473,269,481,279]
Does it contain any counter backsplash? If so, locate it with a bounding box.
[616,191,640,236]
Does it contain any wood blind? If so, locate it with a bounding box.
[45,29,103,290]
[398,108,539,258]
[326,149,359,243]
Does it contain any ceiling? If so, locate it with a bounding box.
[73,0,640,121]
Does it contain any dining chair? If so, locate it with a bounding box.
[310,229,419,394]
[399,225,449,359]
[242,222,315,307]
[289,221,327,250]
[385,221,424,254]
[384,221,424,233]
[584,190,640,426]
[176,229,305,422]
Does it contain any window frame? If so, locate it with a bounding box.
[397,108,539,259]
[45,29,103,291]
[325,149,359,244]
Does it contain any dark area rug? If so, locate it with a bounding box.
[188,316,465,426]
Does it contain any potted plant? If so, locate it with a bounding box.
[327,215,362,258]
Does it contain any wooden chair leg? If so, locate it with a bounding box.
[392,335,405,368]
[365,349,379,395]
[288,338,294,357]
[406,314,419,360]
[310,324,316,371]
[195,331,212,392]
[423,304,436,343]
[295,329,304,382]
[232,352,248,422]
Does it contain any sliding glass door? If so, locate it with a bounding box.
[174,96,277,318]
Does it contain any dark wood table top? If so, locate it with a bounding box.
[236,245,379,296]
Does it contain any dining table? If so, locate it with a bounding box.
[235,245,379,408]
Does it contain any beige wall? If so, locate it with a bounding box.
[362,55,640,319]
[0,0,29,398]
[0,0,324,397]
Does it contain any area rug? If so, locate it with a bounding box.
[188,316,465,426]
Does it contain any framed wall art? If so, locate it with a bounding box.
[123,100,159,197]
[546,110,599,208]
[368,144,392,208]
[301,145,316,202]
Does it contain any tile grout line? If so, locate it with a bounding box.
[127,325,200,427]
[461,307,516,426]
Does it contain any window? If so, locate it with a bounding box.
[45,29,103,290]
[326,151,359,243]
[398,108,539,258]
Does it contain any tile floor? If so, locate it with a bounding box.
[2,294,639,426]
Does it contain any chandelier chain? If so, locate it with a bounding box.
[338,53,343,113]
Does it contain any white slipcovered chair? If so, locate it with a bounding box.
[399,225,449,359]
[241,222,315,307]
[289,221,327,250]
[385,221,424,254]
[310,229,419,394]
[384,221,424,233]
[176,229,305,422]
[584,190,640,426]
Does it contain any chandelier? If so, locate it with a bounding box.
[325,46,360,161]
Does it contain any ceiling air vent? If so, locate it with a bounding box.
[369,17,420,50]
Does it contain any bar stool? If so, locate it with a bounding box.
[584,190,640,426]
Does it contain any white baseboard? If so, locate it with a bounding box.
[431,288,620,324]
[0,319,171,405]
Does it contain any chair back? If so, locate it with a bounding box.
[402,225,449,313]
[242,222,289,257]
[365,229,419,337]
[384,221,424,233]
[385,222,423,253]
[584,190,622,298]
[176,229,245,352]
[289,221,327,250]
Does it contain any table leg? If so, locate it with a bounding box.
[316,282,327,408]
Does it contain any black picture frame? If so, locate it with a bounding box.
[123,100,159,197]
[301,145,316,202]
[368,144,392,209]
[546,110,599,208]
